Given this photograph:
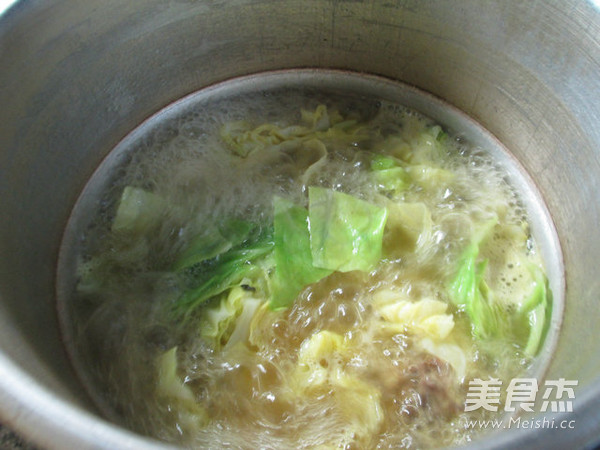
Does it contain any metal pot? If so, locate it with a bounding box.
[0,0,599,448]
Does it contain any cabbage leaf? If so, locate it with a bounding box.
[376,297,455,341]
[156,347,209,430]
[220,105,368,159]
[370,154,409,197]
[270,197,333,310]
[172,223,274,319]
[449,218,552,355]
[308,187,388,272]
[372,290,466,380]
[449,217,497,311]
[173,219,255,271]
[289,330,383,445]
[198,285,262,350]
[112,186,166,234]
[522,265,552,356]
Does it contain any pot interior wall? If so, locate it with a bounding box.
[0,0,599,448]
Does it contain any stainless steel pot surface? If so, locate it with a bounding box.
[1,1,599,448]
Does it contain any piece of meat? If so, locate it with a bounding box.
[374,354,462,421]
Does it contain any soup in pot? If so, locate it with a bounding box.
[59,76,556,448]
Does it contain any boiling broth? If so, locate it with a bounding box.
[58,72,560,449]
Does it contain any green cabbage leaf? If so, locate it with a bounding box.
[449,218,552,355]
[308,187,388,272]
[370,155,410,197]
[172,222,274,319]
[270,196,333,310]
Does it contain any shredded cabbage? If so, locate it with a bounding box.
[373,291,455,341]
[372,291,466,379]
[198,285,262,350]
[220,104,368,159]
[289,331,383,445]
